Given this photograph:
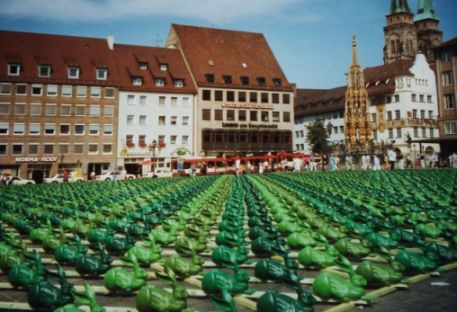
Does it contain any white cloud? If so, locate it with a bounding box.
[1,0,317,24]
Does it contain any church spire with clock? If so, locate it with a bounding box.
[345,35,372,154]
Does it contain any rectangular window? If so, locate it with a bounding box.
[250,111,258,121]
[227,110,235,121]
[59,144,69,155]
[103,144,112,154]
[68,67,80,79]
[0,123,9,135]
[422,127,427,138]
[427,95,432,103]
[60,104,71,116]
[396,127,402,138]
[12,144,23,155]
[273,78,282,87]
[261,111,269,122]
[430,128,434,138]
[202,90,211,101]
[153,78,163,87]
[44,144,54,155]
[238,110,246,121]
[395,110,400,120]
[8,64,20,76]
[89,124,99,135]
[127,95,135,105]
[0,144,6,155]
[38,65,51,77]
[227,91,235,102]
[104,105,114,117]
[90,105,100,116]
[159,96,166,105]
[170,135,177,145]
[29,144,39,155]
[0,83,12,95]
[171,97,178,106]
[96,68,107,80]
[283,94,290,104]
[174,80,184,88]
[139,95,147,105]
[62,85,72,97]
[30,103,41,115]
[420,110,425,119]
[16,84,27,95]
[29,123,40,135]
[138,135,146,147]
[182,97,190,107]
[257,77,266,86]
[420,95,424,102]
[14,103,25,115]
[372,130,378,141]
[283,111,291,122]
[215,109,223,121]
[127,115,134,125]
[442,71,454,85]
[103,124,113,135]
[250,92,258,103]
[75,105,85,116]
[158,116,166,125]
[445,95,455,109]
[88,144,98,154]
[47,84,57,96]
[202,109,211,121]
[272,112,280,122]
[60,124,70,135]
[182,116,189,125]
[215,90,223,101]
[105,87,115,98]
[333,127,338,134]
[223,75,232,84]
[414,127,419,138]
[272,93,279,104]
[445,122,457,134]
[371,113,377,123]
[0,103,9,115]
[182,135,189,145]
[73,144,84,154]
[77,86,86,97]
[386,96,392,103]
[395,94,400,102]
[160,64,168,71]
[238,91,246,102]
[74,124,85,135]
[45,104,56,116]
[170,116,177,125]
[387,111,392,120]
[32,84,42,96]
[412,94,417,102]
[139,115,147,125]
[90,86,101,98]
[261,92,269,103]
[413,109,418,118]
[428,110,434,119]
[45,123,55,135]
[388,128,394,139]
[240,76,249,85]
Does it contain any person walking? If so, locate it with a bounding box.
[388,148,397,170]
[372,154,381,170]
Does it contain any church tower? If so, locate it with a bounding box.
[414,0,443,63]
[384,0,418,64]
[345,36,372,154]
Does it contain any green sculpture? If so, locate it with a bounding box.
[163,255,204,279]
[216,231,244,249]
[255,259,302,290]
[415,223,442,238]
[334,239,372,258]
[287,232,317,249]
[104,255,148,293]
[257,289,316,312]
[55,235,87,265]
[211,246,248,270]
[54,283,106,312]
[9,250,46,289]
[355,261,404,286]
[394,250,438,273]
[312,271,370,302]
[126,233,162,266]
[202,269,255,312]
[423,242,457,262]
[175,236,206,257]
[105,233,134,256]
[75,244,112,276]
[136,267,189,312]
[150,228,177,246]
[298,246,339,268]
[87,228,108,246]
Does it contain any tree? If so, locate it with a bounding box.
[306,120,330,155]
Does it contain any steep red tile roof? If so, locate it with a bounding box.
[0,30,119,86]
[295,86,346,118]
[113,44,196,94]
[363,59,413,96]
[169,24,293,91]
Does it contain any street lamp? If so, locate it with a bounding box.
[149,139,158,176]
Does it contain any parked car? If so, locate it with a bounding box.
[8,176,35,185]
[95,171,136,181]
[145,169,173,178]
[43,174,84,183]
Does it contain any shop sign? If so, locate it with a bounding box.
[15,156,57,163]
[222,123,278,129]
[222,103,274,110]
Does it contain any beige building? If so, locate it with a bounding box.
[0,31,119,181]
[166,24,295,157]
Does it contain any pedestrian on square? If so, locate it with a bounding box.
[373,154,381,170]
[388,148,397,170]
[449,153,457,168]
[63,170,69,182]
[90,171,96,180]
[345,155,353,170]
[420,155,426,169]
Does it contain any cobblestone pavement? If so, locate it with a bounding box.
[354,270,457,312]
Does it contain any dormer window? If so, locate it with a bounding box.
[38,65,51,78]
[155,78,165,87]
[132,77,143,86]
[68,66,80,79]
[223,75,232,84]
[273,78,282,87]
[205,74,215,83]
[139,62,148,70]
[174,79,184,88]
[160,64,168,71]
[240,76,249,85]
[257,77,266,86]
[96,68,107,80]
[8,64,20,76]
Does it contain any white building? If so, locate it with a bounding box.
[114,44,197,175]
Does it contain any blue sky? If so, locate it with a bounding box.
[1,0,456,89]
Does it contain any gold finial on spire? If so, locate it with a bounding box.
[352,34,358,65]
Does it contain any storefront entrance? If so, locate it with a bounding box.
[28,164,52,183]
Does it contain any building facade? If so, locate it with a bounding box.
[0,31,119,181]
[166,24,295,157]
[113,44,196,174]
